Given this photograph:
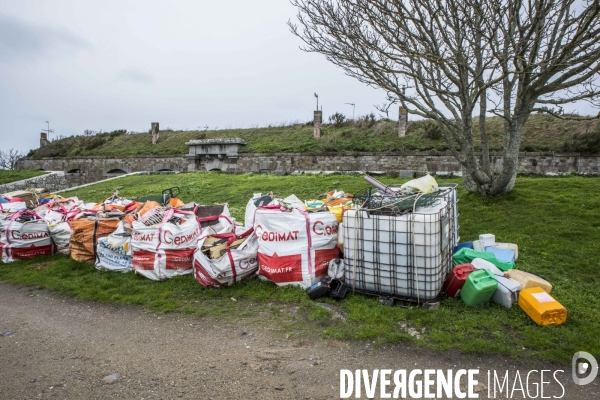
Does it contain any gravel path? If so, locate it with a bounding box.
[0,282,597,399]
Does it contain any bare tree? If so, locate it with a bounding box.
[0,148,24,170]
[289,0,600,195]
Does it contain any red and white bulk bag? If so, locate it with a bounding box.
[95,221,133,272]
[1,211,54,263]
[196,214,237,235]
[194,227,258,288]
[254,206,340,288]
[131,209,201,280]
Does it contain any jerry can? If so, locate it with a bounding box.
[471,258,503,276]
[508,269,553,293]
[485,246,516,263]
[518,287,567,326]
[460,269,498,306]
[492,242,518,260]
[453,242,473,254]
[492,275,522,308]
[443,264,475,298]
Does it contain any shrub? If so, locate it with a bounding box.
[352,113,377,129]
[328,112,346,126]
[406,119,442,140]
[373,120,396,135]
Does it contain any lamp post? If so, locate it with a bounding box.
[43,121,54,140]
[314,92,319,110]
[345,103,355,120]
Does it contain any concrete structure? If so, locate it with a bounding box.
[185,138,247,172]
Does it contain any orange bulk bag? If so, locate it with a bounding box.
[69,218,121,262]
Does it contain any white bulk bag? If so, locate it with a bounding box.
[1,211,54,263]
[194,227,258,288]
[0,201,27,213]
[95,221,133,272]
[254,206,340,288]
[48,221,72,255]
[244,193,276,229]
[131,209,201,280]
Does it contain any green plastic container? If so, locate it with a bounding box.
[453,247,515,272]
[460,269,498,306]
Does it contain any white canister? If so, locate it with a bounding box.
[479,233,495,247]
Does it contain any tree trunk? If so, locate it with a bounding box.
[461,121,521,196]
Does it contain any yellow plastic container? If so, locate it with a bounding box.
[508,269,552,293]
[327,205,354,223]
[518,288,567,326]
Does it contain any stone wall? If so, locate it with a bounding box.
[0,171,70,193]
[236,152,600,176]
[15,152,600,188]
[16,155,189,186]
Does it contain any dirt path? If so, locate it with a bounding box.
[0,282,597,399]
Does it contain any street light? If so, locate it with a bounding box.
[43,121,54,139]
[314,93,319,111]
[345,103,355,120]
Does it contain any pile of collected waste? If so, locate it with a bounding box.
[447,234,566,326]
[0,176,565,327]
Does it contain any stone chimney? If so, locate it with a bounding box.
[40,132,50,147]
[398,106,408,138]
[151,122,159,145]
[313,111,323,139]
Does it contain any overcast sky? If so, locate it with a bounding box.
[0,0,388,153]
[1,1,597,154]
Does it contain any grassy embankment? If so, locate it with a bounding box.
[25,114,600,158]
[0,170,48,185]
[0,173,598,363]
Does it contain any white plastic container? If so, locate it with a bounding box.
[492,276,522,308]
[471,258,503,276]
[472,240,485,252]
[343,186,458,301]
[479,233,495,247]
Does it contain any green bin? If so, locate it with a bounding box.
[460,269,498,306]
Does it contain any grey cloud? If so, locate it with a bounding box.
[0,14,90,62]
[117,69,154,84]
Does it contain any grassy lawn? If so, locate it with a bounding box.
[0,173,598,363]
[0,170,48,185]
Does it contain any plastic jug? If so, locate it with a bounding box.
[479,233,495,247]
[453,242,473,254]
[508,269,552,293]
[460,269,498,306]
[443,264,475,298]
[492,243,518,260]
[471,258,503,276]
[492,276,522,308]
[518,288,566,326]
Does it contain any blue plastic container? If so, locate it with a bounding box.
[485,246,515,263]
[453,241,474,254]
